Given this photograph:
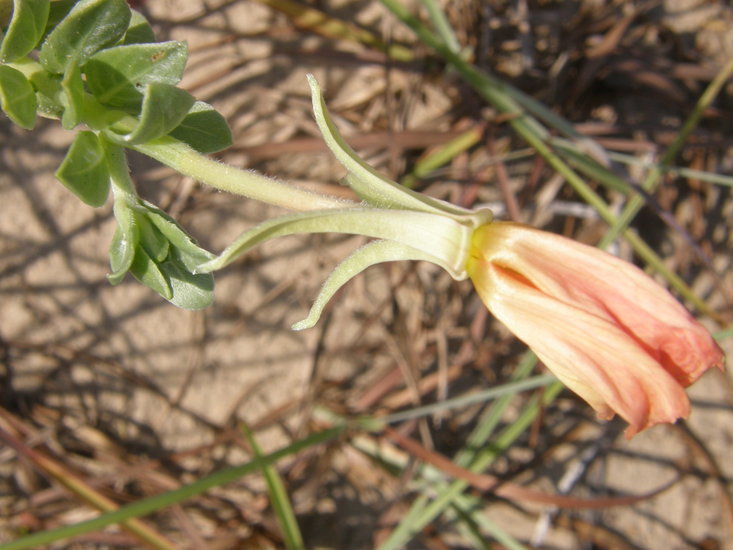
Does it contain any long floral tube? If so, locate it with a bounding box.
[466,222,726,437]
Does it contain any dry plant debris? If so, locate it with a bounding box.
[1,0,732,548]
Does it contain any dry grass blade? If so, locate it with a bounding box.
[0,409,180,550]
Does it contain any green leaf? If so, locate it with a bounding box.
[0,65,37,129]
[0,0,50,62]
[84,41,188,109]
[141,200,214,270]
[39,0,131,74]
[130,246,173,300]
[120,82,195,144]
[123,9,156,45]
[135,213,170,263]
[60,60,83,129]
[124,209,214,308]
[108,199,140,284]
[243,425,304,550]
[159,253,214,310]
[108,226,133,284]
[169,101,233,153]
[56,131,111,207]
[174,244,216,274]
[119,199,215,308]
[29,69,63,118]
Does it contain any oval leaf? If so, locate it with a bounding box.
[135,213,170,263]
[169,101,233,154]
[0,65,37,129]
[121,82,195,144]
[0,0,50,62]
[84,41,188,109]
[130,246,172,300]
[39,0,130,74]
[29,69,64,119]
[45,0,77,33]
[141,200,214,270]
[159,255,214,310]
[56,131,111,207]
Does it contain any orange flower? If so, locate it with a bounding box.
[467,222,725,436]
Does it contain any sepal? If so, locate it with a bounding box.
[307,74,476,220]
[292,240,447,330]
[198,208,474,279]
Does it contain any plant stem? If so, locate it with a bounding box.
[131,136,354,212]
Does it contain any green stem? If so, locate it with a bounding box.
[12,58,347,213]
[380,373,555,425]
[0,426,177,550]
[103,137,137,196]
[419,0,461,54]
[129,136,354,212]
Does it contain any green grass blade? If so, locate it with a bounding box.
[382,374,555,425]
[243,425,305,550]
[452,504,525,550]
[251,0,414,61]
[607,151,733,187]
[456,352,538,468]
[419,0,460,54]
[400,125,484,188]
[372,353,539,549]
[376,380,563,549]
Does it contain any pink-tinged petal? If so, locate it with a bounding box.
[467,222,725,436]
[471,263,690,436]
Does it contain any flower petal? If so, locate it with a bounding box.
[467,221,725,436]
[471,223,725,386]
[470,261,692,436]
